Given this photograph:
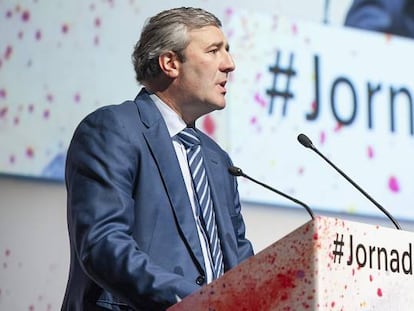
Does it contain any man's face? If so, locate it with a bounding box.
[175,25,235,120]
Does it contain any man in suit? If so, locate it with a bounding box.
[61,7,254,311]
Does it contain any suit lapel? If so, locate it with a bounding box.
[135,91,205,273]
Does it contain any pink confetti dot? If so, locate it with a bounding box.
[377,288,383,297]
[94,17,101,27]
[6,10,13,18]
[367,145,374,159]
[334,122,343,132]
[21,10,30,22]
[74,93,81,103]
[254,92,266,107]
[388,176,400,193]
[4,45,13,60]
[29,304,35,311]
[202,115,215,136]
[46,93,54,102]
[61,23,69,34]
[319,131,326,145]
[26,147,34,158]
[225,7,234,17]
[43,109,50,119]
[291,23,298,35]
[35,30,42,41]
[9,155,16,164]
[310,100,317,112]
[0,107,7,117]
[5,249,11,256]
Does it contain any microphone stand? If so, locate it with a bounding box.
[297,133,401,230]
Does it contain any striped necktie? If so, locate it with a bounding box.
[177,127,224,279]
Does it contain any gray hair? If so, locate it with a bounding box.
[132,7,222,84]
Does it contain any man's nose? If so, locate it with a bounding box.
[222,51,235,72]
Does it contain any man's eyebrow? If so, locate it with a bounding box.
[206,41,230,51]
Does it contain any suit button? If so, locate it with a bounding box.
[195,275,205,285]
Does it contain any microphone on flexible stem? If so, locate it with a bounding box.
[228,166,315,220]
[297,133,401,230]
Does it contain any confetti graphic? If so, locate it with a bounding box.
[0,1,144,180]
[1,2,414,213]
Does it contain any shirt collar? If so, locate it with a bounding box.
[149,93,187,137]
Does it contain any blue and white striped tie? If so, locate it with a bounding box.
[177,127,224,279]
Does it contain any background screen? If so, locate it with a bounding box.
[2,0,414,220]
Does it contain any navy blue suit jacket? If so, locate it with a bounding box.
[61,89,254,310]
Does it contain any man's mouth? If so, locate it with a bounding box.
[218,81,227,93]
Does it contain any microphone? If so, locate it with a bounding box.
[228,166,315,220]
[297,133,401,230]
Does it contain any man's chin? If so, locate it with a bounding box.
[212,98,226,110]
[203,98,226,114]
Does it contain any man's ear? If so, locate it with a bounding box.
[158,51,180,78]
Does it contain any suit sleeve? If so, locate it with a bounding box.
[65,106,198,310]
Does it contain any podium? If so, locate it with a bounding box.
[168,216,414,310]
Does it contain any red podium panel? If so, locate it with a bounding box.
[168,216,414,310]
